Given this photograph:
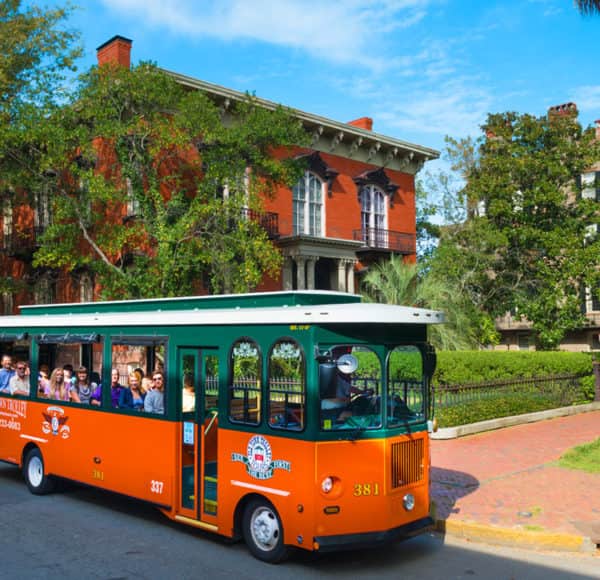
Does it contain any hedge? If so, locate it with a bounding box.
[434,351,593,384]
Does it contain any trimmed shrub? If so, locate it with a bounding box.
[435,351,592,384]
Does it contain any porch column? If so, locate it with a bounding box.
[296,257,306,290]
[282,257,293,291]
[306,256,318,290]
[346,260,356,294]
[337,259,347,292]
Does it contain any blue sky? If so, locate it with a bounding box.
[56,1,599,162]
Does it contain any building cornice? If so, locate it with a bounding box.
[163,68,440,174]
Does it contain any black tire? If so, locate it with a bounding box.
[23,448,55,495]
[242,498,289,563]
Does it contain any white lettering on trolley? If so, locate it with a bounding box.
[230,480,290,497]
[150,480,164,494]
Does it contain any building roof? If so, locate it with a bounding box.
[165,69,440,174]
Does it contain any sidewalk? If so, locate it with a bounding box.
[430,410,600,553]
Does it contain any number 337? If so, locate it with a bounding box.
[150,480,164,494]
[353,482,379,496]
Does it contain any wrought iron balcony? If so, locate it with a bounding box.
[1,226,47,259]
[241,208,279,239]
[353,227,415,255]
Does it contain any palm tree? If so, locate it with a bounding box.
[360,255,479,350]
[575,0,600,14]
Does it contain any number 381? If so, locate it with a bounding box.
[353,482,380,496]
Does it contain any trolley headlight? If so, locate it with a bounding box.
[321,476,334,494]
[403,493,415,511]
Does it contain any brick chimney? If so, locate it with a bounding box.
[348,117,373,131]
[548,102,578,119]
[97,35,132,68]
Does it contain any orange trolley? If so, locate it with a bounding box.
[0,291,443,562]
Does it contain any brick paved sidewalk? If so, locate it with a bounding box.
[430,410,600,546]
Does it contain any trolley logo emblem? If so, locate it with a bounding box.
[42,407,70,439]
[231,435,291,480]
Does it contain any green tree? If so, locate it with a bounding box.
[360,255,490,350]
[430,111,600,349]
[0,1,80,297]
[31,62,308,298]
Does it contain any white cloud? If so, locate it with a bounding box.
[570,85,600,114]
[100,0,430,67]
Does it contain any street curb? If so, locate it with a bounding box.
[431,402,600,439]
[434,518,598,553]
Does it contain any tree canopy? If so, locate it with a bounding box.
[427,110,600,349]
[27,62,308,298]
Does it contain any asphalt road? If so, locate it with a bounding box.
[0,463,598,579]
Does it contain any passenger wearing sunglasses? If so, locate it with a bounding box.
[9,362,30,396]
[143,372,165,414]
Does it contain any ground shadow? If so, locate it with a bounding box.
[430,466,480,521]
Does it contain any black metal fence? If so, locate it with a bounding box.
[433,373,585,409]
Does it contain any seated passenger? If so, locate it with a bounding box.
[71,366,98,405]
[0,354,14,393]
[109,369,132,408]
[45,368,72,401]
[144,371,165,414]
[182,373,195,413]
[38,365,50,396]
[9,362,30,396]
[128,371,145,411]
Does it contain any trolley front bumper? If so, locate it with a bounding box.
[313,516,434,553]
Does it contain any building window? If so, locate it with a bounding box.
[2,292,14,315]
[293,172,324,236]
[34,187,52,234]
[34,273,56,305]
[79,273,94,303]
[581,171,599,201]
[125,177,141,218]
[360,184,387,244]
[2,201,12,248]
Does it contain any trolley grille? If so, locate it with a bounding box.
[390,438,424,488]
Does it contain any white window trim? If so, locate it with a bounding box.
[293,171,325,237]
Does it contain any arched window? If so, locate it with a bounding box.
[293,172,324,236]
[359,185,386,246]
[268,339,305,431]
[228,338,261,425]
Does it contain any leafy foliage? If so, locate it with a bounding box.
[428,111,600,349]
[361,255,493,349]
[435,350,593,384]
[28,62,308,298]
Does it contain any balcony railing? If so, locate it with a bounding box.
[241,208,279,239]
[1,226,48,258]
[353,227,415,254]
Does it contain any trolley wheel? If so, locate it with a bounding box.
[242,498,289,563]
[23,448,55,495]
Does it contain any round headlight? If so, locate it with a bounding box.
[321,476,334,493]
[403,493,415,511]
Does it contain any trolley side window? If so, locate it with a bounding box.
[110,338,166,414]
[228,338,261,425]
[387,346,425,427]
[0,334,31,398]
[268,339,305,431]
[37,334,102,404]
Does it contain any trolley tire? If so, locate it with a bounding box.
[23,448,56,495]
[242,498,289,563]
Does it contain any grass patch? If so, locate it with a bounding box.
[558,437,600,473]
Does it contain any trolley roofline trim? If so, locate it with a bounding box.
[1,302,444,329]
[19,290,361,316]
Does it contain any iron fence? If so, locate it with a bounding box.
[433,373,585,409]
